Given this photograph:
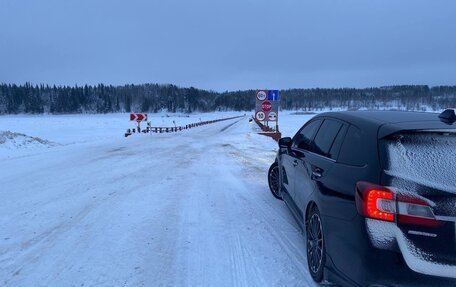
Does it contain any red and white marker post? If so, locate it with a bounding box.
[130,113,148,132]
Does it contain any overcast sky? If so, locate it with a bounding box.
[0,0,455,91]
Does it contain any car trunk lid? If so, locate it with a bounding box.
[380,131,456,266]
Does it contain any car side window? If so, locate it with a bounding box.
[328,124,348,159]
[293,120,321,151]
[312,120,343,158]
[338,125,366,166]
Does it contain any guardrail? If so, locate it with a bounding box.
[252,117,275,132]
[125,115,245,137]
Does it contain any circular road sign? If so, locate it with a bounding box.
[256,90,267,101]
[268,112,277,121]
[255,111,266,121]
[262,100,272,112]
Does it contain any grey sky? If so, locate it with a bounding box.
[1,0,455,91]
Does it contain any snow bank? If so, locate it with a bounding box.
[0,131,56,150]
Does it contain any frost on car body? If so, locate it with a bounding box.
[375,131,456,279]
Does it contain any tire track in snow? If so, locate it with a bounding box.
[1,136,204,287]
[219,117,246,133]
[217,130,318,286]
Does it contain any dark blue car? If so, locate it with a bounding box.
[268,110,456,286]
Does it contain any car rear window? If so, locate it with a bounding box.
[381,131,456,190]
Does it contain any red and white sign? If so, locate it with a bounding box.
[261,101,272,112]
[255,111,266,121]
[256,90,267,101]
[130,113,148,122]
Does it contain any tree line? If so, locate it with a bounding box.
[0,83,455,114]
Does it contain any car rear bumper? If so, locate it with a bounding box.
[396,226,456,280]
[323,215,456,286]
[366,218,456,279]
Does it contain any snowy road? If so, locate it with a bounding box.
[0,115,318,287]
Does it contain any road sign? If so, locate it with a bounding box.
[130,113,148,122]
[255,111,266,121]
[262,101,272,112]
[256,90,267,101]
[268,90,279,101]
[268,112,277,121]
[255,90,279,132]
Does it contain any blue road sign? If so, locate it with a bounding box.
[268,90,279,101]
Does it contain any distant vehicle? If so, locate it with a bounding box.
[268,110,456,286]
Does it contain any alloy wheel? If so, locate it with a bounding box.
[307,213,324,274]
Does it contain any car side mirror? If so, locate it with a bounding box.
[279,137,292,148]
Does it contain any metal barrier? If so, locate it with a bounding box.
[125,115,245,137]
[252,116,282,142]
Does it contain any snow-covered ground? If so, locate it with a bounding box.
[0,112,317,287]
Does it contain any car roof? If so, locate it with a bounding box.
[315,110,456,138]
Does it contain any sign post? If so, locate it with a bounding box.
[130,113,148,132]
[255,90,279,131]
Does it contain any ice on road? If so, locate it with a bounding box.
[0,114,317,287]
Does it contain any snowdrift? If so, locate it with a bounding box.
[0,131,57,150]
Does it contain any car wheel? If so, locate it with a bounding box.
[306,206,326,282]
[268,162,282,200]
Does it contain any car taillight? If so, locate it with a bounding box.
[355,182,441,227]
[356,182,395,222]
[396,196,441,227]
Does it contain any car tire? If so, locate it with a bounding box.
[268,162,283,200]
[306,205,326,283]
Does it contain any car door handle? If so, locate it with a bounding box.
[292,160,298,167]
[312,169,322,179]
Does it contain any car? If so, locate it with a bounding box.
[268,109,456,287]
